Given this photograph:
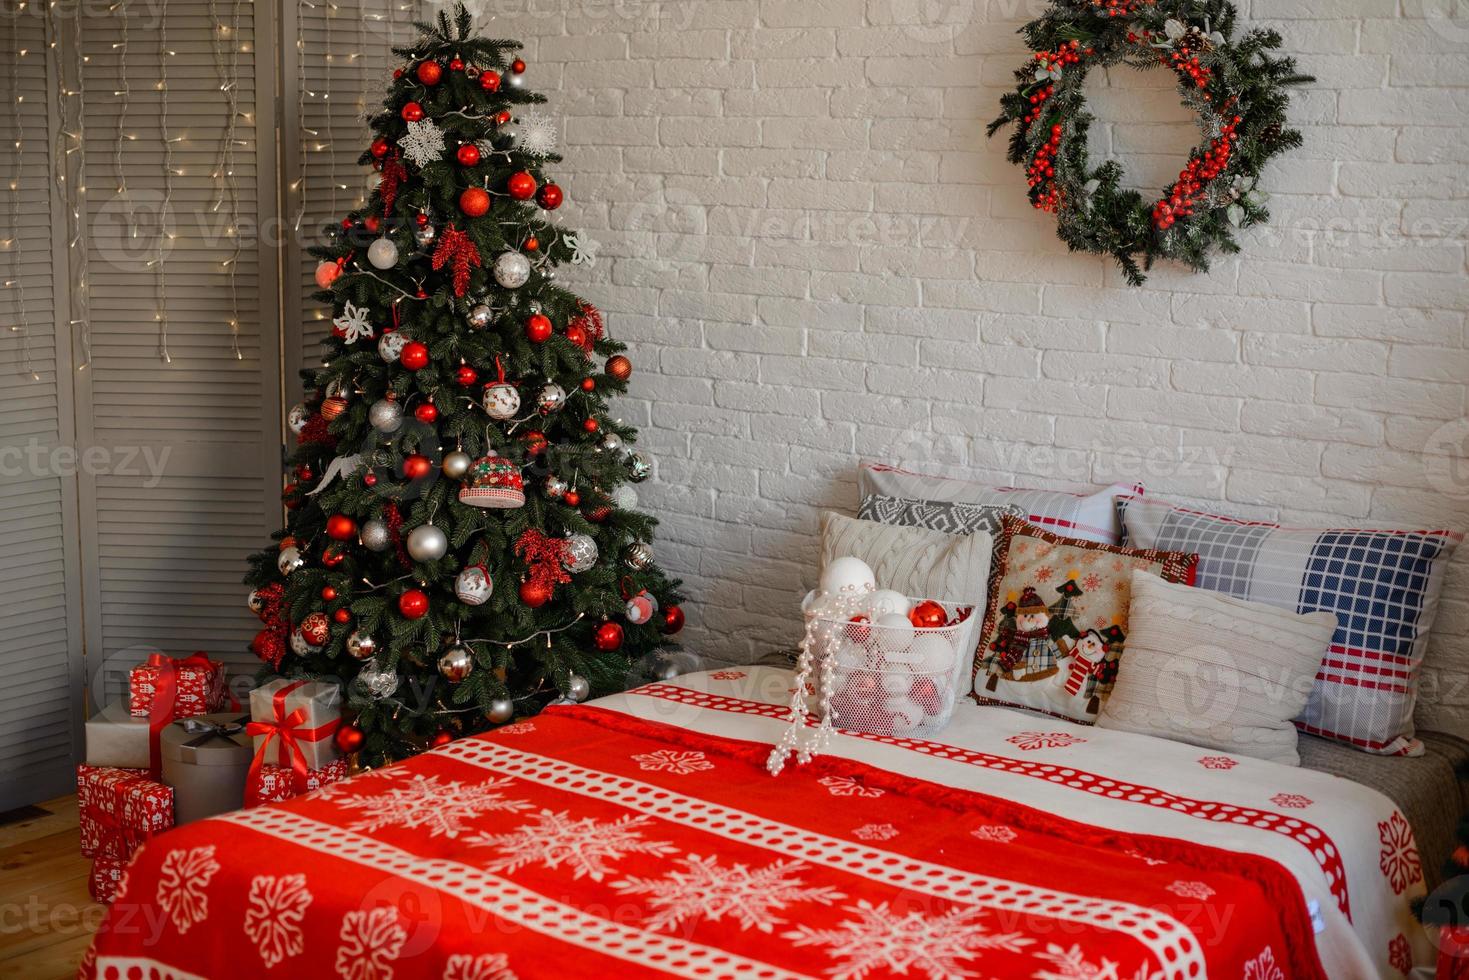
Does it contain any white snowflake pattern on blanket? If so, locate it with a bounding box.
[612,854,845,934]
[1031,942,1164,980]
[334,773,530,838]
[468,810,677,882]
[244,873,313,968]
[156,845,221,934]
[785,899,1032,979]
[442,952,517,980]
[336,906,407,980]
[631,749,715,774]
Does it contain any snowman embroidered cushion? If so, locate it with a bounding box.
[973,514,1199,725]
[1096,570,1337,766]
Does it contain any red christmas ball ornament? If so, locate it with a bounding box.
[321,586,338,601]
[430,730,454,748]
[314,260,342,290]
[524,236,539,251]
[415,212,429,227]
[506,171,537,201]
[416,60,443,86]
[480,69,501,91]
[392,67,404,80]
[459,186,491,218]
[455,364,479,386]
[363,215,380,233]
[334,722,365,754]
[593,620,624,652]
[580,377,595,392]
[587,503,612,522]
[333,609,352,625]
[363,472,378,487]
[414,402,439,423]
[341,218,355,230]
[283,482,301,508]
[449,56,465,71]
[398,589,429,619]
[399,341,430,370]
[537,183,563,210]
[370,137,389,159]
[660,605,685,635]
[455,143,481,167]
[911,676,942,714]
[321,545,347,569]
[565,323,588,349]
[401,101,424,122]
[402,454,432,480]
[563,490,580,507]
[326,514,357,541]
[581,417,599,434]
[495,110,512,125]
[522,430,548,456]
[605,354,632,382]
[511,58,526,73]
[296,464,314,481]
[909,600,947,629]
[525,313,553,344]
[519,579,552,608]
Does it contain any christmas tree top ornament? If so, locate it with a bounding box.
[243,2,685,768]
[988,0,1311,285]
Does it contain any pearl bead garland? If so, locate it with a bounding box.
[767,586,872,775]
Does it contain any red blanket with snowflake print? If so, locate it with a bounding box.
[83,705,1323,980]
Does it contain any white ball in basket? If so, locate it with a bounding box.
[906,634,954,674]
[873,612,916,651]
[887,695,926,734]
[881,672,911,697]
[865,589,911,618]
[819,556,876,597]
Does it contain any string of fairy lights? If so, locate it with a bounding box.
[6,20,37,382]
[209,0,246,360]
[52,0,92,371]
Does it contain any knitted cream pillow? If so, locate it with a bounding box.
[818,512,991,610]
[1097,569,1337,766]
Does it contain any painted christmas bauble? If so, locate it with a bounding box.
[360,520,390,552]
[290,630,316,657]
[486,697,514,724]
[660,604,685,635]
[398,589,429,619]
[908,599,947,629]
[483,382,520,420]
[406,523,448,562]
[326,514,357,541]
[525,313,552,343]
[465,303,492,330]
[605,354,632,381]
[623,542,653,570]
[442,450,473,480]
[277,546,305,576]
[625,590,658,625]
[399,341,430,370]
[300,611,331,646]
[454,565,493,605]
[567,674,591,702]
[377,330,408,363]
[563,533,598,573]
[346,630,378,660]
[627,452,652,483]
[493,251,531,289]
[519,579,551,608]
[459,187,491,217]
[819,555,876,597]
[287,403,310,434]
[537,383,566,414]
[537,183,563,210]
[369,398,404,433]
[438,643,474,683]
[247,589,267,616]
[367,237,399,270]
[506,171,537,200]
[314,260,341,289]
[593,620,624,652]
[543,474,568,500]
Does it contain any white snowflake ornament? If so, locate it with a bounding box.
[398,118,446,168]
[514,109,558,158]
[331,301,375,344]
[565,231,599,268]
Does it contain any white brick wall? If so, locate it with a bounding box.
[463,0,1469,733]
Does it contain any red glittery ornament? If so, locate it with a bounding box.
[459,187,491,218]
[416,60,443,85]
[398,589,429,619]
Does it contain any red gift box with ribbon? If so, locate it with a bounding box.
[76,764,174,902]
[89,855,128,903]
[128,652,226,719]
[250,758,350,805]
[246,678,341,807]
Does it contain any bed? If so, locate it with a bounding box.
[85,666,1433,979]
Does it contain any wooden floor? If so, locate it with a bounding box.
[0,797,100,980]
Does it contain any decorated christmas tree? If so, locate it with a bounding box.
[244,4,685,766]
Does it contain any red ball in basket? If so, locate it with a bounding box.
[909,599,947,629]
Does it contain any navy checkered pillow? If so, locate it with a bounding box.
[1119,497,1461,756]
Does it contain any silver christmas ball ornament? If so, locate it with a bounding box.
[611,485,638,511]
[367,237,399,270]
[507,71,525,90]
[378,331,408,363]
[346,630,379,660]
[466,304,493,330]
[414,223,438,247]
[486,697,514,724]
[493,251,531,289]
[277,546,305,576]
[442,450,473,480]
[356,666,399,699]
[563,533,599,573]
[287,403,310,435]
[627,452,651,483]
[543,474,568,500]
[406,523,449,562]
[247,589,266,616]
[360,519,391,552]
[438,643,475,683]
[369,398,404,433]
[598,432,624,456]
[537,383,566,414]
[566,673,590,703]
[624,542,653,570]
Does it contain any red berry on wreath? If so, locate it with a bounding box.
[400,341,430,370]
[402,454,432,480]
[525,313,553,343]
[326,514,357,541]
[455,364,479,386]
[459,187,491,218]
[660,605,685,635]
[398,589,429,619]
[414,402,439,423]
[593,620,624,652]
[370,137,389,159]
[334,722,365,754]
[507,171,537,201]
[480,70,501,91]
[519,579,551,608]
[401,101,424,122]
[456,143,481,166]
[416,60,443,86]
[537,183,563,210]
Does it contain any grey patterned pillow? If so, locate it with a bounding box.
[859,494,1022,538]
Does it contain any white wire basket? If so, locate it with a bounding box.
[768,592,978,774]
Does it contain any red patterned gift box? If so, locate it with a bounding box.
[249,757,349,805]
[128,652,226,719]
[76,765,174,855]
[88,856,127,903]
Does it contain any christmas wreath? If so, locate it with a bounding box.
[989,0,1312,285]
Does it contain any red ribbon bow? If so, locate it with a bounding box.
[144,652,219,776]
[245,680,339,807]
